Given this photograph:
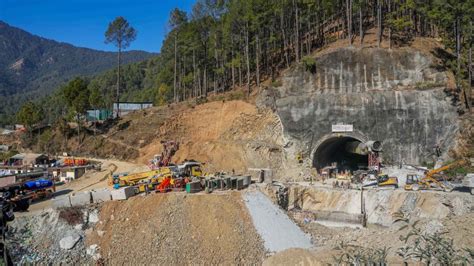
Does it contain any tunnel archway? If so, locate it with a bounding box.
[313,135,369,172]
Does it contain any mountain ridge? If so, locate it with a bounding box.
[0,20,156,124]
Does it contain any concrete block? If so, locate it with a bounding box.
[52,195,71,208]
[111,186,135,200]
[215,179,224,189]
[230,177,237,189]
[91,189,112,203]
[236,178,245,190]
[222,177,231,189]
[70,191,92,207]
[242,175,251,187]
[186,181,201,193]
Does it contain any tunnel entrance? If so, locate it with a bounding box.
[313,136,368,172]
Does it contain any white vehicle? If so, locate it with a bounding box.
[462,173,474,195]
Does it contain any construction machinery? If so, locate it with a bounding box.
[361,174,398,188]
[176,161,203,178]
[404,160,467,192]
[149,141,179,169]
[111,168,173,188]
[156,176,188,193]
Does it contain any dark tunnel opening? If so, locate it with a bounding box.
[313,136,368,172]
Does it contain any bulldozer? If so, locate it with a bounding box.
[404,160,467,192]
[362,174,398,188]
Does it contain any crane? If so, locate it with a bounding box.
[405,160,467,192]
[149,141,179,169]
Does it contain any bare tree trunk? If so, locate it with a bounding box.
[193,49,196,98]
[388,0,392,49]
[204,67,207,97]
[469,21,473,110]
[293,0,300,62]
[239,62,242,88]
[281,9,290,67]
[256,34,260,87]
[231,37,235,89]
[245,22,251,96]
[347,0,352,45]
[116,44,121,118]
[377,0,382,48]
[359,0,363,45]
[214,36,218,94]
[173,35,177,102]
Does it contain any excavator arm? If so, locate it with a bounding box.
[425,160,467,179]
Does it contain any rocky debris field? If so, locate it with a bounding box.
[285,212,474,264]
[7,206,100,264]
[86,192,265,265]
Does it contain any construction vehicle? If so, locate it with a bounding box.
[404,160,467,192]
[149,141,179,169]
[111,168,173,188]
[156,176,188,193]
[362,174,398,188]
[176,161,203,178]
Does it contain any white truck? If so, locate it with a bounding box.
[462,173,474,195]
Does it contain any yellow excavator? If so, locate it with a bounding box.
[405,160,467,192]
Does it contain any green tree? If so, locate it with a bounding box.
[16,101,44,132]
[105,16,137,117]
[62,77,90,143]
[154,84,171,106]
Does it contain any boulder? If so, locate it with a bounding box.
[59,233,81,250]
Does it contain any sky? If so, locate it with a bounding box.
[0,0,196,53]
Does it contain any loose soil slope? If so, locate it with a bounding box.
[138,100,284,174]
[87,192,265,265]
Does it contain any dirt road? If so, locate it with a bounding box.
[26,158,148,213]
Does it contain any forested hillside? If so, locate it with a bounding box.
[15,0,474,125]
[0,20,155,125]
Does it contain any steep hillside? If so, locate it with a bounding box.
[0,20,155,123]
[10,37,472,181]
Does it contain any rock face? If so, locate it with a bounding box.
[268,47,458,166]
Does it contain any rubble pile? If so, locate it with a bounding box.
[7,207,100,264]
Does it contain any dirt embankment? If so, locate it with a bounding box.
[87,192,265,265]
[138,100,285,174]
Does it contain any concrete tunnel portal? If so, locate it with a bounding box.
[313,136,369,172]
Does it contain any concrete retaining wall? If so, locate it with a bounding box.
[53,187,135,208]
[285,185,474,226]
